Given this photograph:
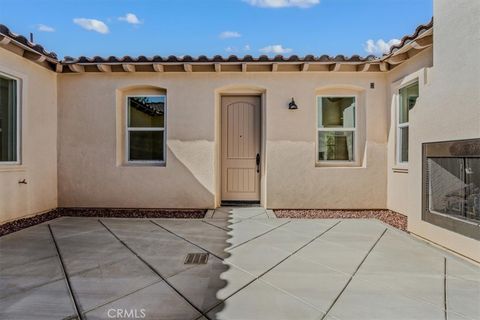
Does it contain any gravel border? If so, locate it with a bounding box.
[0,208,207,237]
[274,209,408,231]
[0,209,60,237]
[58,207,206,219]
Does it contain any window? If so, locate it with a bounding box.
[317,96,356,162]
[0,74,18,163]
[397,81,419,163]
[126,95,166,163]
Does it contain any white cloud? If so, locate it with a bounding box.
[37,24,55,32]
[226,45,251,53]
[244,0,319,8]
[219,31,241,39]
[73,18,109,34]
[118,13,142,25]
[259,44,292,54]
[363,38,401,55]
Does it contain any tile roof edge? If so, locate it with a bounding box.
[0,24,58,60]
[385,18,434,57]
[61,54,380,64]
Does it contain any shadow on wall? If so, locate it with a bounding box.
[168,139,216,196]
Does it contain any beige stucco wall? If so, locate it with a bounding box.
[386,47,433,215]
[0,48,58,224]
[57,72,388,209]
[386,0,480,261]
[406,0,480,261]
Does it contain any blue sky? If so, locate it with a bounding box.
[1,0,432,59]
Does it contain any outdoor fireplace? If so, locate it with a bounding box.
[423,139,480,240]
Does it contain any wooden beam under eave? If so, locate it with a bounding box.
[329,63,341,72]
[356,63,370,72]
[242,63,247,72]
[379,62,389,72]
[55,64,63,73]
[122,64,135,72]
[23,50,46,62]
[97,64,111,72]
[411,35,433,50]
[214,64,221,72]
[184,64,192,72]
[68,64,85,73]
[153,64,164,72]
[0,35,11,45]
[301,63,309,72]
[272,63,278,72]
[386,52,408,65]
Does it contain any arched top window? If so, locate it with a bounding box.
[121,86,167,165]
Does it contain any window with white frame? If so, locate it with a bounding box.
[0,73,18,163]
[397,81,418,163]
[317,96,356,162]
[126,95,166,163]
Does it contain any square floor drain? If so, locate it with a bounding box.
[184,253,209,265]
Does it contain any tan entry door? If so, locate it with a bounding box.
[221,96,261,201]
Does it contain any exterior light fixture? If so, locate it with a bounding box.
[288,97,298,110]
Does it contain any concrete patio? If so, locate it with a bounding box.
[0,207,479,320]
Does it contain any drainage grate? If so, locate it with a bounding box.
[184,253,209,265]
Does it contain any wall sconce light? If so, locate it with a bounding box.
[288,97,298,110]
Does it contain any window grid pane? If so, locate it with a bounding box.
[318,97,355,129]
[399,126,409,162]
[129,131,164,161]
[318,131,354,161]
[0,75,17,162]
[399,82,418,124]
[128,96,165,128]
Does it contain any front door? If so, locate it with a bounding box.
[221,96,261,201]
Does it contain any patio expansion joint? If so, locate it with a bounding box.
[227,220,292,251]
[0,253,58,272]
[319,227,388,320]
[244,211,270,219]
[0,276,64,301]
[47,224,84,320]
[149,220,225,261]
[98,219,211,320]
[292,239,462,319]
[0,253,65,300]
[81,279,164,315]
[444,257,447,320]
[203,220,343,316]
[201,220,230,232]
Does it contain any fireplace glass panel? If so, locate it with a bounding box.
[428,157,480,222]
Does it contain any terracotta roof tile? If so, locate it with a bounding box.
[0,24,58,60]
[387,18,433,55]
[62,53,379,64]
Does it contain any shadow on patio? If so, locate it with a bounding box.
[1,207,479,320]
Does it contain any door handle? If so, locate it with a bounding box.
[256,153,260,173]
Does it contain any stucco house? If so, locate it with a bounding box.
[0,0,478,261]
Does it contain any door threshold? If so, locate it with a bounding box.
[221,201,261,207]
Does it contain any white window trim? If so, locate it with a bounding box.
[0,71,21,165]
[125,94,166,165]
[316,95,358,164]
[396,79,418,166]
